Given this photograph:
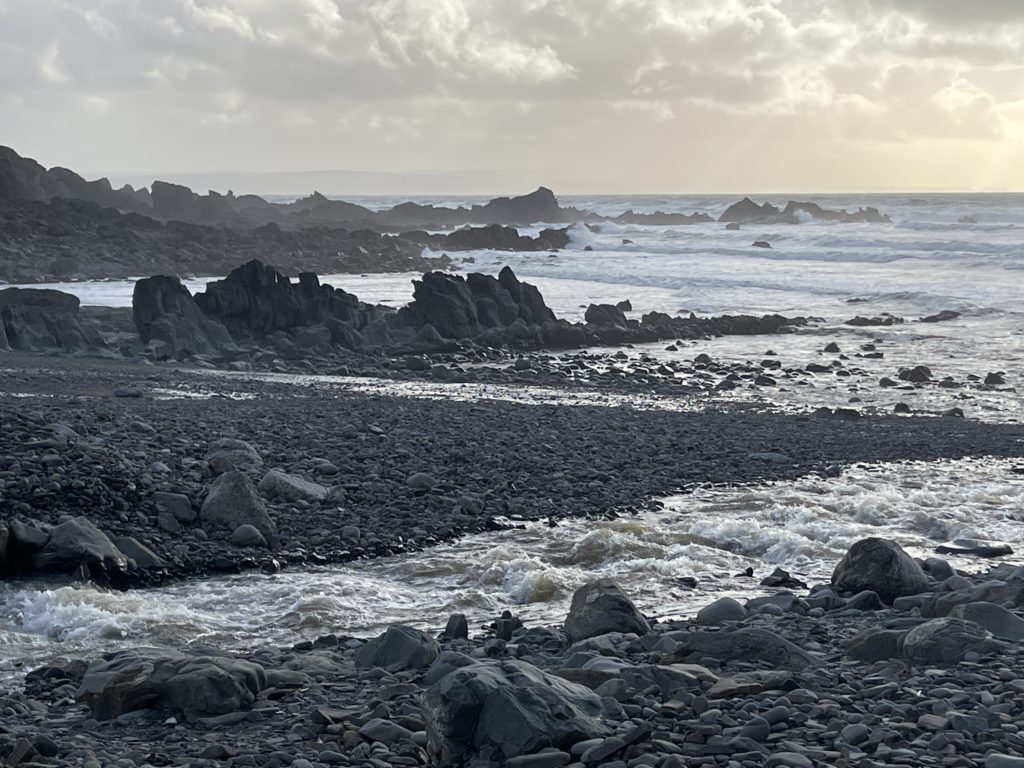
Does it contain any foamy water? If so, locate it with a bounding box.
[1,457,1021,682]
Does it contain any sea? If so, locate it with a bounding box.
[2,193,1023,680]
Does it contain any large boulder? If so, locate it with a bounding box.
[258,469,328,503]
[355,625,439,672]
[902,618,1002,665]
[33,516,130,583]
[132,275,233,359]
[200,470,276,538]
[564,579,649,642]
[0,288,105,353]
[77,648,266,722]
[423,659,609,766]
[831,538,930,604]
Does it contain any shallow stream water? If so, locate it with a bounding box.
[1,456,1021,684]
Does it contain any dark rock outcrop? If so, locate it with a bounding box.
[194,260,385,340]
[0,288,105,353]
[132,275,233,359]
[719,197,890,224]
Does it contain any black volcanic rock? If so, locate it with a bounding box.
[132,275,234,359]
[719,196,890,224]
[401,224,570,252]
[194,260,387,339]
[0,145,148,212]
[612,210,714,225]
[0,287,105,353]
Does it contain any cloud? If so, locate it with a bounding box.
[0,0,1023,191]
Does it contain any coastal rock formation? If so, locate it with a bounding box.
[422,659,609,765]
[398,267,556,341]
[194,260,384,340]
[831,537,930,603]
[0,288,105,353]
[132,275,233,359]
[719,197,890,225]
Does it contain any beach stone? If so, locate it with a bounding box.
[936,538,1013,558]
[765,753,814,768]
[505,751,572,768]
[671,627,819,670]
[422,659,608,765]
[425,651,476,686]
[258,469,328,503]
[949,602,1024,641]
[229,524,268,548]
[923,557,955,580]
[33,516,129,581]
[696,597,747,625]
[406,472,436,491]
[845,590,884,611]
[831,537,929,603]
[847,627,904,662]
[442,613,469,640]
[355,625,439,672]
[359,718,413,744]
[77,648,266,722]
[112,536,167,570]
[564,579,649,642]
[986,756,1024,768]
[902,617,1001,665]
[152,491,196,523]
[201,470,276,538]
[204,438,263,471]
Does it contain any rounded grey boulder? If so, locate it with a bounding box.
[831,537,929,604]
[696,597,747,625]
[422,659,608,766]
[354,625,439,672]
[564,579,649,642]
[902,617,1002,665]
[229,524,268,548]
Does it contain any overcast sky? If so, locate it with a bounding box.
[2,0,1023,193]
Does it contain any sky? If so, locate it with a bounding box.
[2,0,1024,194]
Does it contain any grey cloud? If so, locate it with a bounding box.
[0,0,1022,191]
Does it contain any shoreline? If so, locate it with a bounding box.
[1,545,1022,767]
[2,354,1023,591]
